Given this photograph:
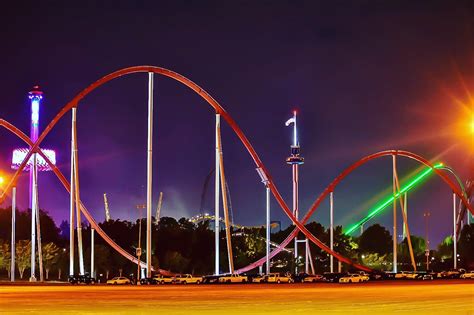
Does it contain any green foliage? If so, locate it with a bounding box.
[16,240,31,279]
[42,242,61,279]
[0,240,11,275]
[360,253,390,270]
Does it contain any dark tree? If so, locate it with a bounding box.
[458,223,474,269]
[358,224,391,255]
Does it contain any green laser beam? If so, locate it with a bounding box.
[344,163,443,235]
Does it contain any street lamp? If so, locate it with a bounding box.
[423,211,431,270]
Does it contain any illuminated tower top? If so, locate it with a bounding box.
[28,86,43,142]
[285,110,304,165]
[11,86,56,172]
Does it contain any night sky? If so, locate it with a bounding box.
[1,1,474,246]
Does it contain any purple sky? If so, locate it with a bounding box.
[1,1,474,246]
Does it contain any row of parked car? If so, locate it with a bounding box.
[391,269,474,280]
[139,273,296,285]
[138,272,371,285]
[69,269,474,285]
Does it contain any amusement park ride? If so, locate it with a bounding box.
[0,66,473,282]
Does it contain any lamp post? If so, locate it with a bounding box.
[423,211,430,270]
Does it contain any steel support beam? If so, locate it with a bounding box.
[69,110,75,276]
[330,191,334,273]
[266,186,270,275]
[214,114,221,275]
[453,193,457,270]
[392,155,397,273]
[10,187,16,282]
[91,228,95,278]
[146,72,154,278]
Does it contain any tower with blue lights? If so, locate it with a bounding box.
[11,86,56,282]
[29,86,43,282]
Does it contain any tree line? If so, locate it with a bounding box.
[0,208,472,280]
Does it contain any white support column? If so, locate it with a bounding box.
[305,239,309,274]
[214,114,221,275]
[307,241,315,275]
[392,155,398,273]
[265,186,270,275]
[146,72,154,278]
[72,107,85,276]
[35,190,44,282]
[403,192,407,240]
[330,191,334,273]
[30,153,37,282]
[91,228,95,278]
[453,193,457,270]
[69,114,75,276]
[11,187,16,282]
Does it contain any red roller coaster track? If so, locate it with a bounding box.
[1,66,473,274]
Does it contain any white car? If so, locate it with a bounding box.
[460,271,474,279]
[153,275,175,284]
[106,276,131,285]
[266,273,293,284]
[219,274,248,283]
[339,274,367,283]
[177,274,203,284]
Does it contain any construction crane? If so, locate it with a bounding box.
[155,192,163,224]
[103,193,111,222]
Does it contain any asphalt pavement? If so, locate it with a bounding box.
[1,280,473,314]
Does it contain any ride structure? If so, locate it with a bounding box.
[1,66,473,279]
[10,86,57,282]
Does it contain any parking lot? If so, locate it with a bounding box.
[1,280,473,314]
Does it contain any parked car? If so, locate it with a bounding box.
[140,277,157,285]
[219,274,248,283]
[68,274,96,285]
[420,274,434,280]
[153,275,176,284]
[302,274,326,283]
[107,276,131,285]
[369,271,387,280]
[250,274,267,283]
[438,269,464,279]
[323,272,348,283]
[404,272,419,280]
[339,274,368,283]
[266,273,293,284]
[460,271,474,279]
[395,271,409,279]
[177,274,203,284]
[202,275,221,284]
